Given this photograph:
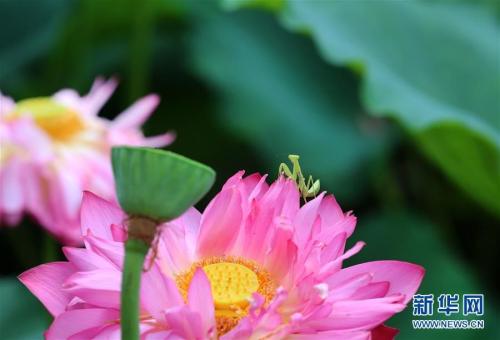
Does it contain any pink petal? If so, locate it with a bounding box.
[141,264,184,322]
[157,207,202,274]
[66,297,95,311]
[141,132,176,147]
[158,227,195,275]
[351,282,390,300]
[80,191,125,240]
[81,324,121,339]
[315,296,406,331]
[320,232,347,264]
[111,223,127,242]
[83,77,118,115]
[0,159,24,214]
[333,212,357,239]
[143,330,180,340]
[197,187,243,257]
[11,118,53,161]
[188,269,215,335]
[247,174,269,203]
[327,261,425,304]
[175,207,202,256]
[51,166,83,222]
[221,171,245,190]
[112,94,160,129]
[317,241,365,280]
[74,150,114,197]
[328,273,373,301]
[264,221,297,281]
[18,262,76,316]
[62,247,115,271]
[63,269,121,309]
[243,178,299,259]
[278,179,301,219]
[241,173,263,195]
[314,213,356,246]
[83,234,124,269]
[164,306,204,340]
[318,194,345,227]
[52,89,83,112]
[46,308,119,340]
[293,193,326,248]
[221,171,252,218]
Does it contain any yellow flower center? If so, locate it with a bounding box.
[13,97,85,141]
[176,256,276,336]
[203,262,259,310]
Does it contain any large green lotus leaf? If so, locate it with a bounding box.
[416,123,500,210]
[223,0,500,217]
[112,147,215,221]
[189,7,391,201]
[0,0,72,81]
[0,277,47,339]
[348,211,499,339]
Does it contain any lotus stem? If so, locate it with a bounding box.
[121,217,157,340]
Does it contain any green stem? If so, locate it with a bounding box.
[121,238,149,340]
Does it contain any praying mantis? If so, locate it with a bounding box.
[279,155,320,201]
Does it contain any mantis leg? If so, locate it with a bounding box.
[279,163,294,179]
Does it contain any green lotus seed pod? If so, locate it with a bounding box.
[112,146,215,222]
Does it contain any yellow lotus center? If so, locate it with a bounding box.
[14,97,84,141]
[176,256,276,336]
[203,262,259,310]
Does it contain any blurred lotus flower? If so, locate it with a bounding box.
[0,78,174,244]
[19,172,424,339]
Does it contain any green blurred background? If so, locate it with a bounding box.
[0,0,499,339]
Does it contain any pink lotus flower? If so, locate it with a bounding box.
[0,78,174,244]
[19,172,424,339]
